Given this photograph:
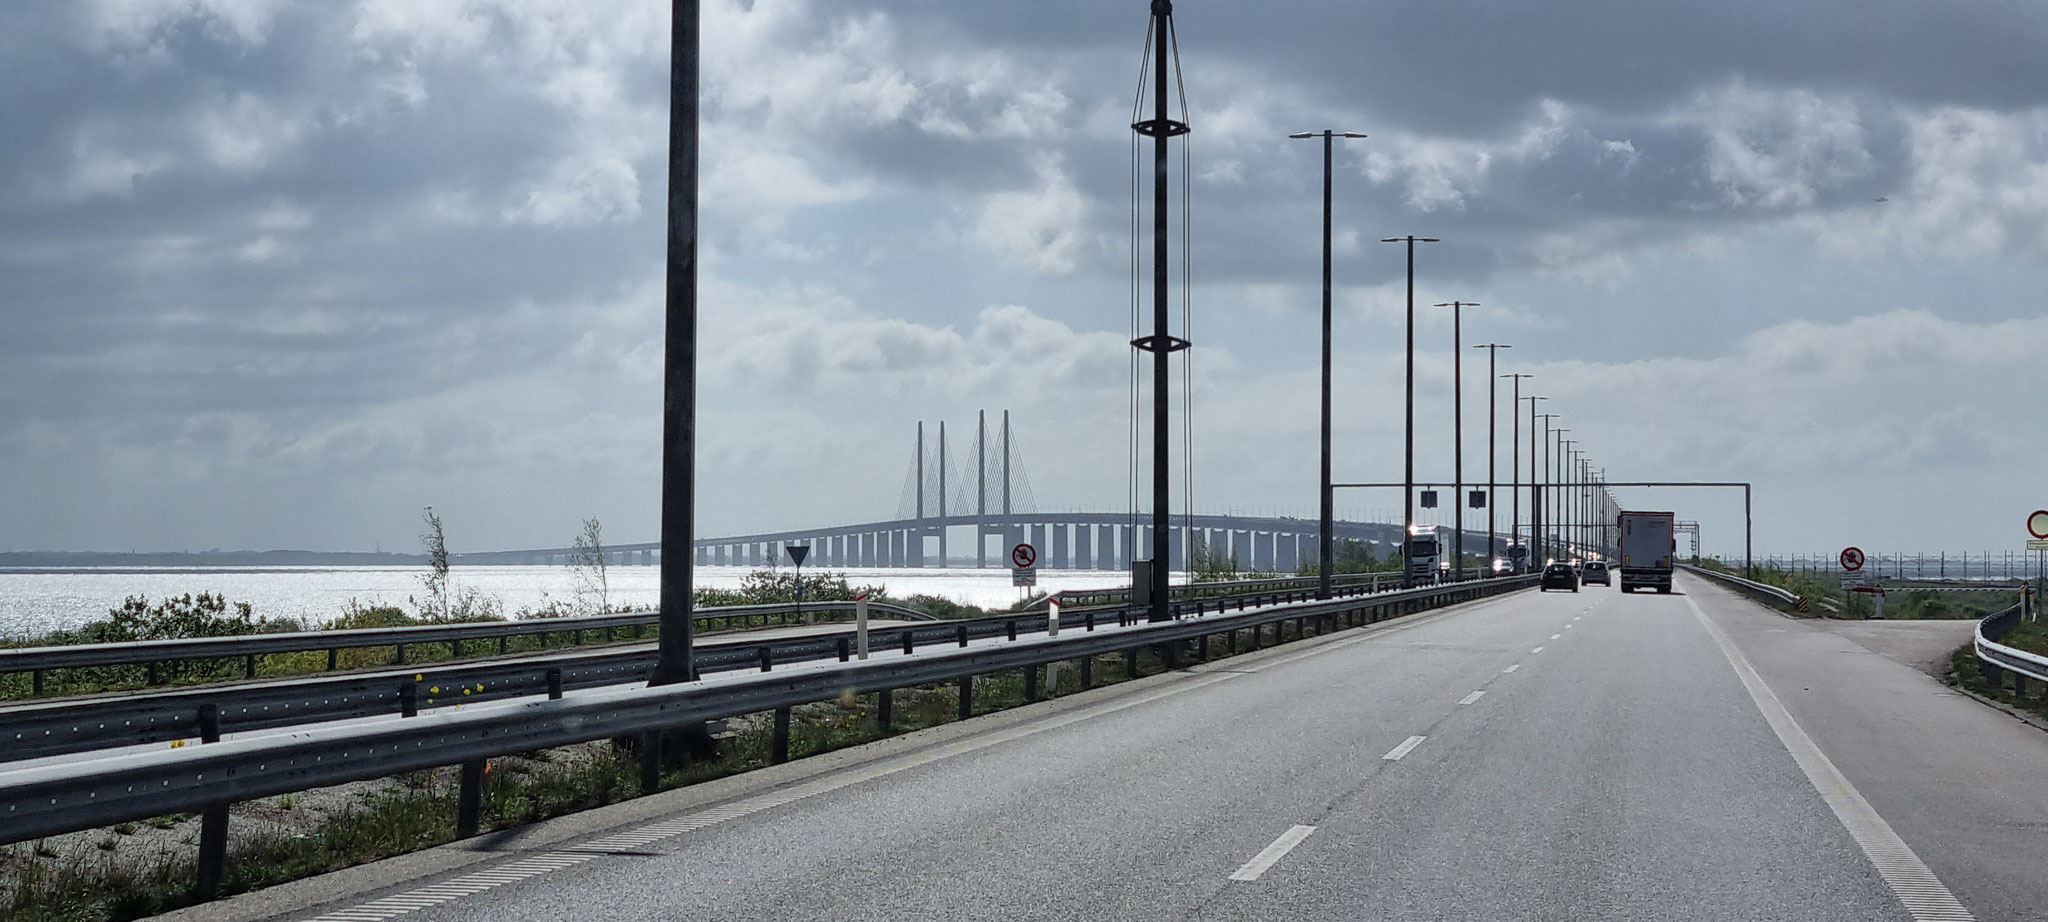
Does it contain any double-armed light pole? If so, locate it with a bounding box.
[1553,430,1572,558]
[1536,410,1558,562]
[1382,235,1440,586]
[1291,129,1367,599]
[1433,301,1479,579]
[1474,344,1511,572]
[1503,372,1532,568]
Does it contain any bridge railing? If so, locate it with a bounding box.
[1975,601,2047,692]
[0,574,1539,899]
[0,600,937,697]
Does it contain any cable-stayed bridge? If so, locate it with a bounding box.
[453,412,1451,572]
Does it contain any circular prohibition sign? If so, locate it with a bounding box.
[2029,510,2048,540]
[1839,546,1865,572]
[1010,542,1038,569]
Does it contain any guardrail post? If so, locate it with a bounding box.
[1024,664,1039,701]
[640,730,662,794]
[244,653,256,679]
[1125,648,1140,679]
[1983,662,2003,686]
[400,681,419,717]
[1086,612,1096,631]
[957,675,973,719]
[457,759,485,837]
[1198,633,1209,659]
[31,668,44,697]
[147,661,161,686]
[771,707,792,763]
[1006,620,1017,642]
[878,689,894,730]
[2014,674,2029,697]
[395,643,408,666]
[956,625,969,648]
[837,638,850,662]
[1080,656,1095,688]
[195,704,228,900]
[499,636,509,655]
[546,667,563,700]
[758,647,772,672]
[327,648,339,671]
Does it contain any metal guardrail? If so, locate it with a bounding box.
[0,573,1403,693]
[1974,602,2047,690]
[0,575,1537,857]
[0,600,934,686]
[0,574,1460,762]
[1678,564,1799,606]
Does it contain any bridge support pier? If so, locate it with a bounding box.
[1075,526,1094,570]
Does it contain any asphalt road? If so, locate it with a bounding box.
[226,574,2048,922]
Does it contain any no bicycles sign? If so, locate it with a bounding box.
[1839,547,1865,572]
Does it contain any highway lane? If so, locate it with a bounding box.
[239,579,2008,922]
[1691,573,2048,922]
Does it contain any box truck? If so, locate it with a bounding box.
[1617,511,1676,594]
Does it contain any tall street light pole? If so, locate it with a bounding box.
[1562,441,1578,557]
[1503,372,1532,568]
[1433,301,1478,579]
[651,0,701,687]
[1474,344,1510,574]
[1537,412,1559,562]
[1382,235,1440,586]
[1528,398,1549,563]
[1553,430,1571,558]
[1291,129,1366,600]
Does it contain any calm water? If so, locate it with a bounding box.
[0,566,1146,641]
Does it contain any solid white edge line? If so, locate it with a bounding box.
[1382,735,1427,760]
[1458,690,1485,705]
[1683,593,1975,922]
[1228,825,1318,881]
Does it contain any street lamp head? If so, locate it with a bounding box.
[1431,301,1481,308]
[1288,131,1316,138]
[1289,130,1367,139]
[1341,131,1368,138]
[1475,343,1512,350]
[1380,236,1442,243]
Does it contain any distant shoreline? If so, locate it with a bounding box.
[0,551,429,568]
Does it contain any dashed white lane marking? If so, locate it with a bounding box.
[1531,646,1545,654]
[1502,664,1521,673]
[1458,691,1485,705]
[1228,825,1317,881]
[1382,735,1427,761]
[1685,594,1975,922]
[1550,633,1562,640]
[1565,623,1574,629]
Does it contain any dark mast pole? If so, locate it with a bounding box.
[651,0,699,686]
[1133,1,1186,623]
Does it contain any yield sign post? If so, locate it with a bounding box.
[787,544,810,623]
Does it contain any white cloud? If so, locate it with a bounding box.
[1363,100,1572,212]
[1685,80,1875,210]
[973,156,1089,273]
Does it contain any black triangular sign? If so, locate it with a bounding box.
[786,544,810,566]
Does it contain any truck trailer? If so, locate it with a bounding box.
[1617,510,1676,594]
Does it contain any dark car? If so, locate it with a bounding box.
[1539,562,1579,592]
[1581,560,1611,586]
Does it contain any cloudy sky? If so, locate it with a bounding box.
[5,0,2047,561]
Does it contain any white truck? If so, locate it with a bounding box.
[1404,524,1445,584]
[1617,511,1675,593]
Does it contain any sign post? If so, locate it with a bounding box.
[786,544,810,624]
[1011,541,1038,588]
[854,591,870,660]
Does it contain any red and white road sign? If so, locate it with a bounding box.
[2029,510,2048,540]
[1010,542,1038,569]
[1839,546,1865,572]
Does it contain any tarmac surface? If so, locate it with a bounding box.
[180,573,2048,922]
